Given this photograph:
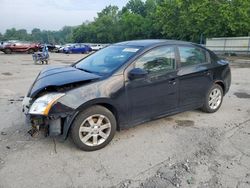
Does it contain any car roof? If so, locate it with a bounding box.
[114,39,192,47]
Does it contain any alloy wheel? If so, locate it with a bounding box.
[78,114,111,146]
[208,88,222,110]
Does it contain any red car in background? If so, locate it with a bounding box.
[1,41,40,54]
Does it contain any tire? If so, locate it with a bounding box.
[4,48,12,54]
[70,105,116,151]
[202,84,223,113]
[28,49,35,54]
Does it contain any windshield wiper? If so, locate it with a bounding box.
[75,66,94,74]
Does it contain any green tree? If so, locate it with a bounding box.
[156,0,250,42]
[94,5,120,43]
[0,33,3,41]
[125,0,146,16]
[3,0,249,44]
[119,11,145,40]
[4,28,18,40]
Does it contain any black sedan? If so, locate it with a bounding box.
[22,40,231,151]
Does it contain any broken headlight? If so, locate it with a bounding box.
[29,93,65,115]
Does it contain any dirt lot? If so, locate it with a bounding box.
[0,53,249,188]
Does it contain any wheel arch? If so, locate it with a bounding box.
[4,48,12,54]
[214,80,225,95]
[62,99,120,140]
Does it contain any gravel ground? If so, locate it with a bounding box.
[0,53,249,188]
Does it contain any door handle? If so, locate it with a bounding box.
[168,78,176,85]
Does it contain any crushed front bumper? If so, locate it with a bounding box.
[22,96,63,137]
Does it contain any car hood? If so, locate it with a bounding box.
[28,66,101,98]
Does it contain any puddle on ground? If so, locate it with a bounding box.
[234,92,250,99]
[175,120,194,127]
[2,72,12,76]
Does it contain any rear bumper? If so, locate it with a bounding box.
[224,66,231,94]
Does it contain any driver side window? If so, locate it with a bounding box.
[134,46,175,75]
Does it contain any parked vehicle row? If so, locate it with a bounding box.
[0,40,107,54]
[55,43,107,54]
[56,43,92,54]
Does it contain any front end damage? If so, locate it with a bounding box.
[22,94,77,139]
[26,114,63,137]
[22,66,102,139]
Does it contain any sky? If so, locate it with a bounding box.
[0,0,129,33]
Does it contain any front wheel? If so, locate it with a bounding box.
[70,105,116,151]
[4,48,12,54]
[202,84,223,113]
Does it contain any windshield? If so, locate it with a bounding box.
[75,45,141,75]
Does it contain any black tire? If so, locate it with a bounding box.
[28,49,35,54]
[70,105,116,151]
[202,84,223,113]
[4,48,12,54]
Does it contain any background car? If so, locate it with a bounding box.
[56,43,75,53]
[63,44,92,54]
[39,43,56,52]
[1,41,40,54]
[53,44,63,53]
[0,40,19,51]
[89,44,104,51]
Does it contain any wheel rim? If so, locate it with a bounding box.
[208,88,222,110]
[79,114,111,147]
[5,49,11,54]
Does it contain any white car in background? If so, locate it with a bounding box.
[89,44,104,51]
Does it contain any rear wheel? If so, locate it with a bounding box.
[70,105,116,151]
[202,84,223,113]
[4,48,12,54]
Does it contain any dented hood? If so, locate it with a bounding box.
[28,66,101,98]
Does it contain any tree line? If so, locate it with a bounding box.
[0,26,74,44]
[1,0,249,44]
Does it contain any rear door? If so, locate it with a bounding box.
[125,45,179,123]
[177,45,213,109]
[71,45,78,53]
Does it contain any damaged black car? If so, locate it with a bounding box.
[22,40,231,151]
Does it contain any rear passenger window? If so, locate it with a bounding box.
[135,46,175,74]
[178,46,207,67]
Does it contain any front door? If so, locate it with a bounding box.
[125,45,179,123]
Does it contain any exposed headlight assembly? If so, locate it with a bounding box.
[29,93,65,115]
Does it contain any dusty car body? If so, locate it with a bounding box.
[0,40,19,50]
[22,40,231,151]
[2,41,40,54]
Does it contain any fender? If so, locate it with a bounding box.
[58,98,121,140]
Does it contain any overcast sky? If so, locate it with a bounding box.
[0,0,129,33]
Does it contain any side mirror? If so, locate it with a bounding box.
[128,68,148,80]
